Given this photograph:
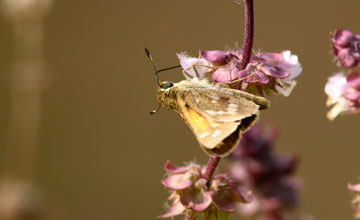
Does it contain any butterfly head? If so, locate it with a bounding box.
[145,48,182,114]
[159,81,174,90]
[156,81,179,111]
[157,81,174,100]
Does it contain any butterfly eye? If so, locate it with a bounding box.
[161,81,174,89]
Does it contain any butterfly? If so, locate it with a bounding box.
[146,48,270,157]
[155,78,270,157]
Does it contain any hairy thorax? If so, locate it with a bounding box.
[156,85,180,112]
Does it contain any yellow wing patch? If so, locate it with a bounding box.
[177,96,238,150]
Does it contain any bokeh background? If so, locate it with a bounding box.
[0,0,359,219]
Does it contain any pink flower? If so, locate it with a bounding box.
[236,50,302,96]
[158,161,252,219]
[332,29,360,68]
[202,50,244,82]
[324,72,360,120]
[177,53,214,80]
[176,50,302,97]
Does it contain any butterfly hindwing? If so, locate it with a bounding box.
[177,94,239,150]
[176,84,262,157]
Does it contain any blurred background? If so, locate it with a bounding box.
[0,0,359,219]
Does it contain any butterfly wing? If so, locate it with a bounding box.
[176,85,263,157]
[177,96,239,150]
[183,87,261,123]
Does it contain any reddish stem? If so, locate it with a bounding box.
[203,0,255,182]
[203,156,220,181]
[241,0,254,69]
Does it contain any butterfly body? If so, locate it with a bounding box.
[157,78,270,157]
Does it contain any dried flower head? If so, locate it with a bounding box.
[325,72,360,120]
[159,161,252,220]
[332,29,360,68]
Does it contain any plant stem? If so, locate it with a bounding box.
[241,0,254,69]
[203,0,255,182]
[203,156,220,181]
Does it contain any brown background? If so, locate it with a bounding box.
[0,0,360,219]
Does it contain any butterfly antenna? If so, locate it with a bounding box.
[145,47,182,115]
[145,47,160,85]
[144,47,181,85]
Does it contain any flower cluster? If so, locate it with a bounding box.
[333,29,360,68]
[159,161,252,220]
[325,72,360,120]
[177,49,302,96]
[324,29,360,120]
[348,183,360,219]
[226,124,301,219]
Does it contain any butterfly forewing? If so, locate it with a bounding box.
[182,88,260,123]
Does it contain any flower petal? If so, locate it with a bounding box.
[333,29,354,47]
[212,62,239,82]
[157,201,186,218]
[259,51,302,80]
[260,65,290,79]
[280,51,302,80]
[164,161,188,174]
[326,97,351,121]
[337,48,358,68]
[344,87,360,102]
[347,72,360,90]
[200,50,229,64]
[244,70,269,84]
[324,73,348,104]
[210,188,236,212]
[237,69,252,80]
[275,79,297,97]
[180,187,212,211]
[161,174,193,190]
[177,53,213,79]
[349,183,360,193]
[261,52,283,61]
